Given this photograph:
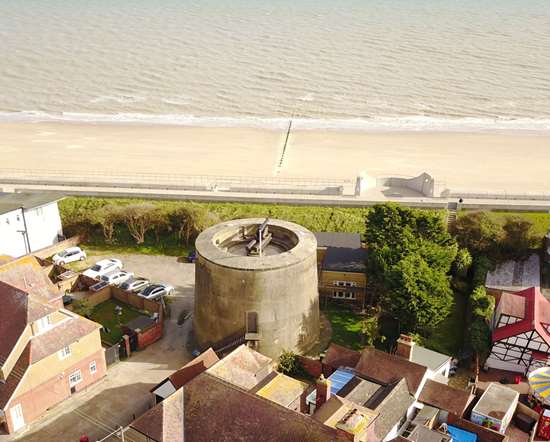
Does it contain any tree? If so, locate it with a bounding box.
[91,204,124,243]
[470,286,495,322]
[121,203,164,244]
[454,248,472,277]
[365,204,457,333]
[169,204,221,244]
[470,318,492,359]
[501,217,536,260]
[360,308,385,347]
[452,212,501,257]
[384,254,454,332]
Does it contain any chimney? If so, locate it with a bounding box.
[396,334,415,361]
[315,375,331,409]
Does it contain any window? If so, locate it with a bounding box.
[89,360,97,374]
[58,345,71,360]
[332,291,356,300]
[36,315,52,333]
[68,369,82,387]
[333,281,357,288]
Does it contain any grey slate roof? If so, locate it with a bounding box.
[322,247,368,273]
[314,232,362,249]
[411,345,451,372]
[0,192,63,215]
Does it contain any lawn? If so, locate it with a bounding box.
[458,210,550,238]
[422,290,467,357]
[89,299,146,345]
[322,305,364,351]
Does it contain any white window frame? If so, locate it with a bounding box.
[333,280,357,288]
[332,291,356,300]
[36,315,52,334]
[58,345,71,360]
[89,360,97,374]
[68,369,82,387]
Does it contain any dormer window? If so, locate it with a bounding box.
[36,315,52,333]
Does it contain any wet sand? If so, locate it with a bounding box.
[0,122,549,193]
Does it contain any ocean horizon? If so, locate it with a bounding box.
[1,0,549,132]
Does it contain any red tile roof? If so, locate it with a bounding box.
[498,292,526,319]
[355,347,428,396]
[323,343,361,370]
[168,348,219,390]
[30,315,101,363]
[0,343,31,409]
[493,287,550,345]
[132,373,348,442]
[418,379,474,416]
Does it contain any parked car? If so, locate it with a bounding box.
[119,277,150,293]
[138,283,174,300]
[52,247,87,265]
[100,270,134,286]
[83,259,123,280]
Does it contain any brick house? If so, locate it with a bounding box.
[0,256,106,434]
[314,232,368,308]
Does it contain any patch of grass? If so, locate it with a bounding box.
[322,304,364,351]
[422,289,467,356]
[458,210,550,239]
[89,299,146,345]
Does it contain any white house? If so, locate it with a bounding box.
[0,193,64,258]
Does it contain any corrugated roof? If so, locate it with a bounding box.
[0,192,63,215]
[314,232,362,249]
[322,247,367,273]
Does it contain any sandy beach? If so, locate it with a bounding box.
[0,122,549,194]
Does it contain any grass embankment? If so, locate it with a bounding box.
[59,197,372,256]
[458,210,550,238]
[90,299,146,344]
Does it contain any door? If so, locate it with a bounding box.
[10,404,25,432]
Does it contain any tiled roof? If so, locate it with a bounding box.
[355,347,427,395]
[485,254,540,291]
[166,348,219,390]
[314,232,362,249]
[131,372,349,442]
[0,343,31,409]
[418,379,474,416]
[0,282,32,365]
[30,314,100,363]
[493,287,550,345]
[323,343,361,370]
[498,291,526,319]
[206,344,272,390]
[367,378,415,441]
[0,255,61,303]
[322,247,367,273]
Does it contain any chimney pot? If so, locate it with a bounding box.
[396,334,415,361]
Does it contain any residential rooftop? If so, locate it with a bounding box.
[322,247,368,273]
[314,232,362,249]
[473,383,519,420]
[485,254,540,291]
[0,192,63,215]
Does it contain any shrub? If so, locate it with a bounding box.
[278,350,298,375]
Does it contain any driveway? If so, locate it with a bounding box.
[4,254,195,442]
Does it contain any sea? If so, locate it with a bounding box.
[1,0,550,132]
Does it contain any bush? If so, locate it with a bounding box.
[470,318,492,359]
[470,286,495,322]
[278,350,298,375]
[472,255,494,288]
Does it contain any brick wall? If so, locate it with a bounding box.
[298,356,323,378]
[137,321,163,350]
[32,236,81,260]
[4,348,106,434]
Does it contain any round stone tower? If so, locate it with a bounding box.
[193,218,319,359]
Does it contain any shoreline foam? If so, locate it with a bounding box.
[1,111,550,135]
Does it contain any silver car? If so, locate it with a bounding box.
[119,276,150,292]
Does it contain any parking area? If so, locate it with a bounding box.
[4,254,195,442]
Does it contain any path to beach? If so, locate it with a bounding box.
[0,122,549,194]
